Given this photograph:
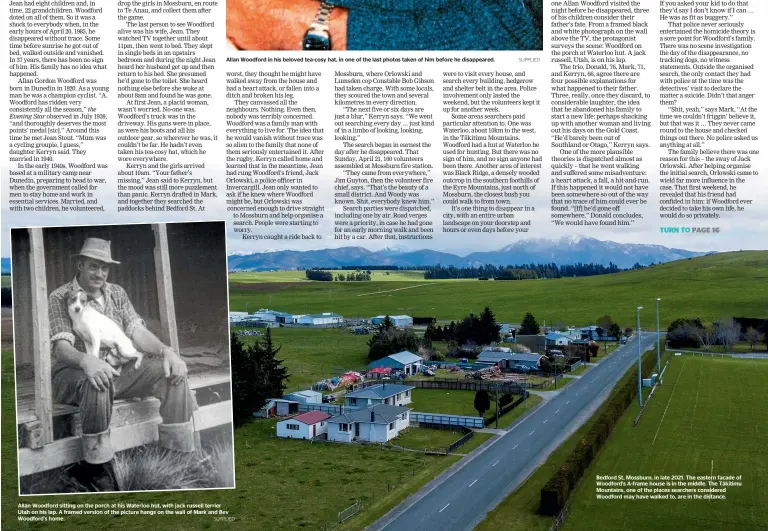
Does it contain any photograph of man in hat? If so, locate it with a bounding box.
[47,237,196,491]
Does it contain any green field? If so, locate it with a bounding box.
[236,327,370,391]
[228,252,768,328]
[563,356,768,530]
[409,388,483,417]
[1,275,10,288]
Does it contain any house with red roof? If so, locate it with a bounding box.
[276,410,331,440]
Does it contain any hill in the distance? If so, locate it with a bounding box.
[226,235,708,271]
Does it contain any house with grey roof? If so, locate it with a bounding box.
[327,403,410,443]
[343,383,414,408]
[368,350,423,376]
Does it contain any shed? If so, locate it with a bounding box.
[277,411,331,440]
[370,315,413,327]
[368,350,423,375]
[284,390,322,404]
[298,312,343,326]
[477,351,544,371]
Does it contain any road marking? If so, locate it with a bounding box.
[512,444,518,450]
[469,479,478,488]
[566,401,570,404]
[492,460,499,467]
[555,410,560,415]
[653,360,686,446]
[439,503,450,513]
[529,430,535,436]
[543,419,548,424]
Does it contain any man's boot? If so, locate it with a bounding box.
[73,429,120,492]
[157,420,196,453]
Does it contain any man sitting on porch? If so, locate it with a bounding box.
[48,237,196,491]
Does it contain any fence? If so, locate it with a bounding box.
[569,361,584,371]
[338,500,362,523]
[448,429,474,453]
[409,378,526,395]
[298,403,347,415]
[410,412,485,429]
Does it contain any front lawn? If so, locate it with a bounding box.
[409,388,480,417]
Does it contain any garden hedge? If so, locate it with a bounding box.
[539,349,658,515]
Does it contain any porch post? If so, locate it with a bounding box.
[151,224,180,353]
[29,228,53,445]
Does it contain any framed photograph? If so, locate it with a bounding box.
[10,221,235,495]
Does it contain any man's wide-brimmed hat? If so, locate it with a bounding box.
[71,238,120,265]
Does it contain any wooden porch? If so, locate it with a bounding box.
[12,223,233,477]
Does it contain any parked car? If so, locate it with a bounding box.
[322,395,336,403]
[423,369,435,377]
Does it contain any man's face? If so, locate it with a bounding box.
[78,258,110,291]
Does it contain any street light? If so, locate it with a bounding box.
[656,298,661,381]
[636,306,643,407]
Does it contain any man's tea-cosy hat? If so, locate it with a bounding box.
[72,238,121,265]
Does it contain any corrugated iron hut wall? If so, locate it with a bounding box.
[166,221,229,345]
[12,224,159,367]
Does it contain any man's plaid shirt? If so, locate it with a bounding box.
[49,276,145,359]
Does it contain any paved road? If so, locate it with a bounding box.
[369,333,659,531]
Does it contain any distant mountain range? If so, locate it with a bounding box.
[227,235,709,271]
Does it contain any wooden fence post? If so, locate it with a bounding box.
[29,228,53,446]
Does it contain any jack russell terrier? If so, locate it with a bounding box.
[67,288,144,369]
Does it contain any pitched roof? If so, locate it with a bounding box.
[303,313,342,319]
[345,384,414,399]
[328,404,409,425]
[285,411,331,425]
[386,351,422,365]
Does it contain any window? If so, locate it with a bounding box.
[339,423,349,432]
[397,393,402,400]
[286,424,300,431]
[405,390,410,397]
[389,422,395,431]
[349,398,357,405]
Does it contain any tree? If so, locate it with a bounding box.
[667,318,704,348]
[539,356,552,374]
[744,327,765,352]
[587,341,600,357]
[499,393,514,407]
[253,328,289,411]
[231,329,289,427]
[230,332,257,427]
[368,321,423,361]
[624,327,633,337]
[608,323,622,340]
[694,326,717,352]
[595,327,604,341]
[596,315,614,332]
[715,317,742,352]
[478,306,502,345]
[474,390,491,417]
[520,312,541,335]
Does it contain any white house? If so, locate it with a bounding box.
[343,384,414,408]
[229,311,249,323]
[297,312,344,326]
[276,411,331,440]
[327,404,410,443]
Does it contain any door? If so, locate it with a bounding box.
[354,423,359,438]
[312,425,316,438]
